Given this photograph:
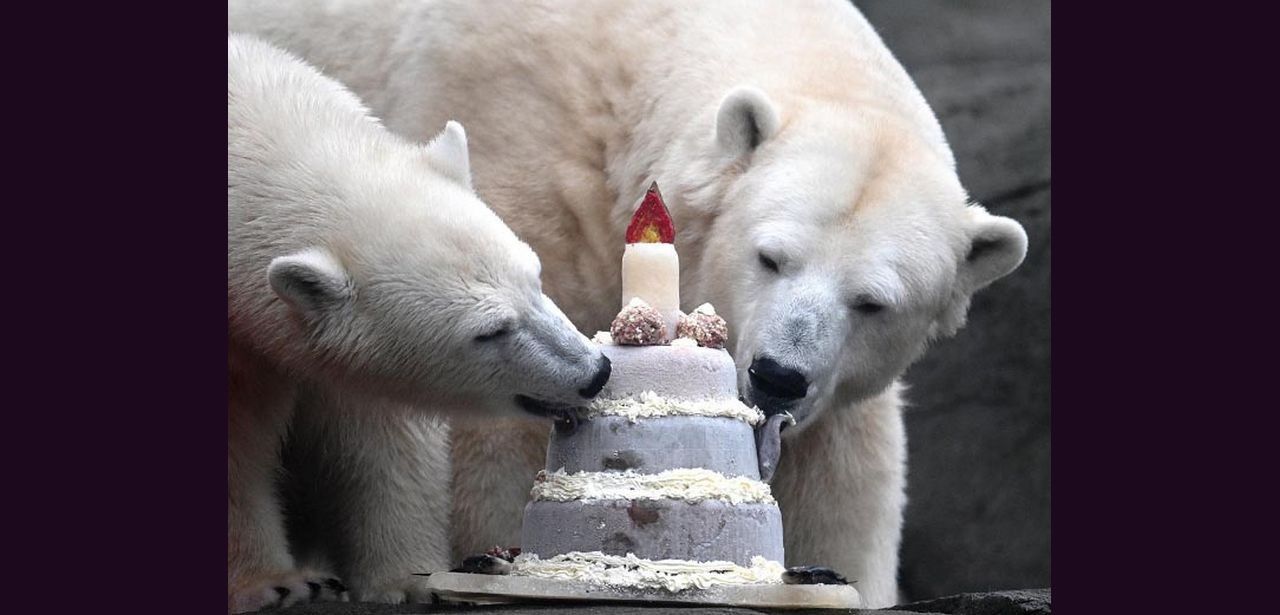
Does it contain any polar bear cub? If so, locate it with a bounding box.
[228,34,610,612]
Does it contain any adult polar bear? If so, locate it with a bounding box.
[229,35,610,610]
[231,0,1028,606]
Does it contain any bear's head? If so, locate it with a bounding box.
[267,122,610,416]
[683,87,1028,429]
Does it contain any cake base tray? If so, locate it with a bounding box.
[423,572,861,609]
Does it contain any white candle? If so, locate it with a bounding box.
[621,242,681,336]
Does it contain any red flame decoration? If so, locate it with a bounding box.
[625,181,676,244]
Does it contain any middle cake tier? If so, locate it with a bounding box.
[548,414,762,478]
[522,466,784,567]
[521,498,784,566]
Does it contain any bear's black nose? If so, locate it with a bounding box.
[749,356,809,401]
[579,354,611,398]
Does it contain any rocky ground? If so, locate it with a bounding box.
[270,589,1051,615]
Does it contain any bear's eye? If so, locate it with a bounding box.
[474,326,511,343]
[757,252,780,273]
[853,301,885,315]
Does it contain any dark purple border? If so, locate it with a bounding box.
[15,1,1255,612]
[10,3,231,613]
[1049,2,1257,612]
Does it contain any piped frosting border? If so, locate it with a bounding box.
[531,468,774,504]
[587,391,765,425]
[511,551,784,592]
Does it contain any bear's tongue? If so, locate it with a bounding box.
[754,412,796,483]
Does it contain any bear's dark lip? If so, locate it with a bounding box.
[743,387,804,423]
[515,394,557,417]
[515,395,585,432]
[747,389,793,417]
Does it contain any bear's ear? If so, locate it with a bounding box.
[267,248,352,314]
[935,206,1028,337]
[960,206,1028,293]
[422,120,472,189]
[715,86,780,158]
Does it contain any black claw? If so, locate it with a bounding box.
[273,586,292,601]
[307,581,322,598]
[452,554,513,575]
[782,565,849,585]
[324,578,348,593]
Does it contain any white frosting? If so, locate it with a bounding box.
[592,331,614,345]
[531,468,775,504]
[587,391,764,425]
[669,337,698,348]
[511,551,784,591]
[692,302,717,316]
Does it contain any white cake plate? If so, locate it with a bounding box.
[424,572,861,609]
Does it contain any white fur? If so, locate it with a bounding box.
[227,34,605,609]
[230,1,1028,607]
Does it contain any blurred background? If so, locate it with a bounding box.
[854,0,1051,601]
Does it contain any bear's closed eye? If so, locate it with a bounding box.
[474,327,511,342]
[758,252,780,273]
[854,302,884,315]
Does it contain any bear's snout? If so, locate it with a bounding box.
[749,356,809,402]
[578,354,611,398]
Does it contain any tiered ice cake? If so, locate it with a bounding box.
[511,183,786,591]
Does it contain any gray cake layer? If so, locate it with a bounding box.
[599,344,739,400]
[521,499,784,566]
[546,415,760,478]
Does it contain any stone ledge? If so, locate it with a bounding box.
[267,588,1050,615]
[895,588,1052,615]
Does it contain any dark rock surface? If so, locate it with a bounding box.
[268,588,1050,615]
[896,589,1052,615]
[856,0,1051,600]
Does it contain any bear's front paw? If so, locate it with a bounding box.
[229,570,347,613]
[351,575,435,604]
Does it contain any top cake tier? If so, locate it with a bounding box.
[597,343,739,401]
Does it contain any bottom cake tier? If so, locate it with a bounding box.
[521,498,784,566]
[509,550,786,592]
